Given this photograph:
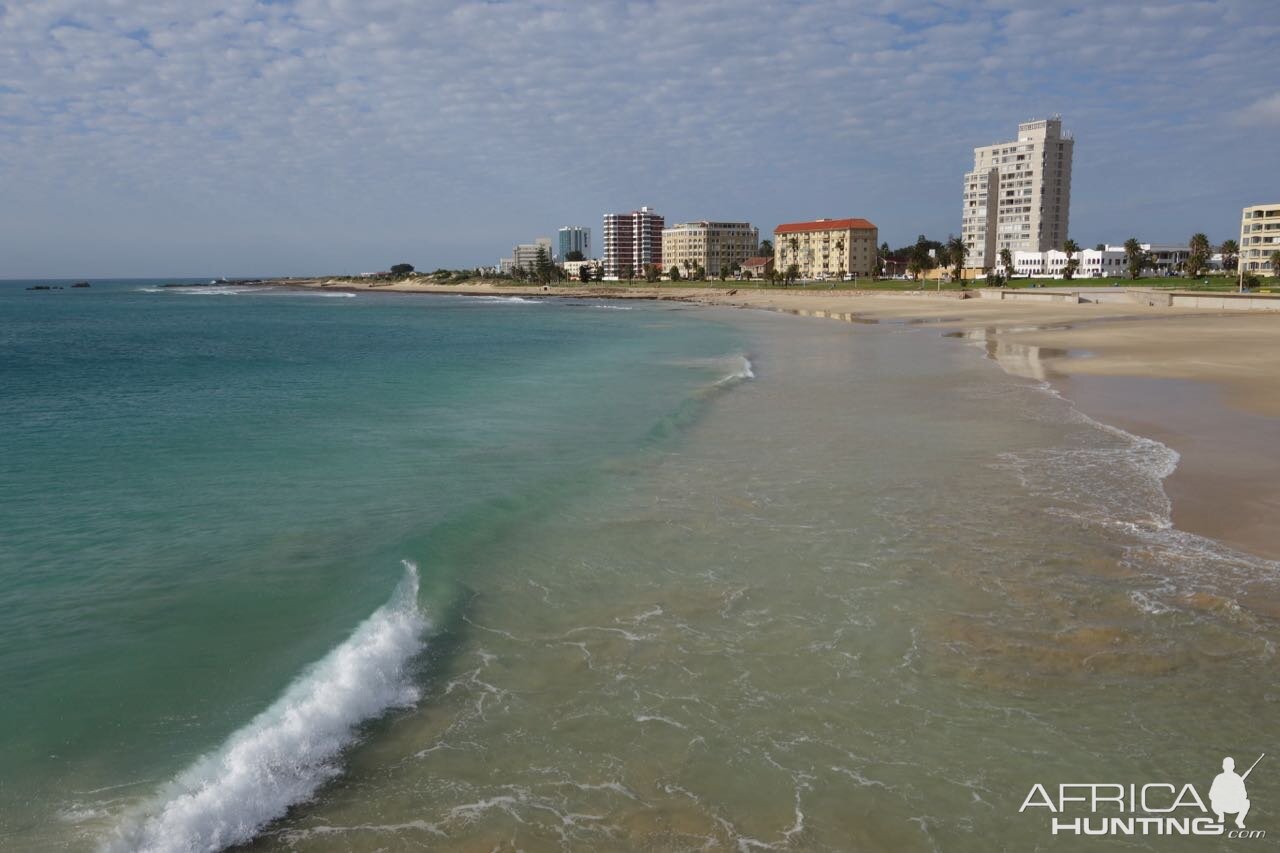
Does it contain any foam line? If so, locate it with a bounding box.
[101,562,426,853]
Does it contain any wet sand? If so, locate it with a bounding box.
[270,278,1280,560]
[1054,374,1280,565]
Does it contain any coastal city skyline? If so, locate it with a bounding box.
[7,3,1280,848]
[2,0,1277,278]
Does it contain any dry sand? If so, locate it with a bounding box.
[273,278,1280,559]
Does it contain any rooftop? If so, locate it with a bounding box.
[775,217,876,234]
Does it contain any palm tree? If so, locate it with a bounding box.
[946,235,966,285]
[999,247,1013,281]
[1187,233,1211,278]
[1123,238,1146,280]
[1219,239,1239,273]
[1062,238,1081,280]
[1270,250,1280,280]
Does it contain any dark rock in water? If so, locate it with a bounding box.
[72,281,90,288]
[27,285,51,290]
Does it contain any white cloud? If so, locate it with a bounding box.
[1235,92,1280,127]
[0,0,1276,276]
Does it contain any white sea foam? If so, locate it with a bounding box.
[100,562,426,853]
[173,286,257,296]
[714,355,755,387]
[461,295,542,304]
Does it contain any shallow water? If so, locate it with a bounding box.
[2,285,1276,851]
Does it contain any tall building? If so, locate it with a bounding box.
[773,218,878,279]
[1240,203,1280,274]
[511,237,553,272]
[962,117,1074,269]
[602,206,664,279]
[558,226,591,260]
[661,221,759,277]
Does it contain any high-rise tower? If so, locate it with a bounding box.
[961,117,1073,270]
[602,207,664,279]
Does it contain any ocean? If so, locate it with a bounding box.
[0,280,1275,851]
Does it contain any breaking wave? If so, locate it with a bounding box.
[100,562,427,853]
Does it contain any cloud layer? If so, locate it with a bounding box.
[1,0,1277,276]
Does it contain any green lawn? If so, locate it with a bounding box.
[570,276,1279,292]
[319,274,1280,294]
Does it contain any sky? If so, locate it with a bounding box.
[1,0,1277,278]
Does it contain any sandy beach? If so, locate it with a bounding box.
[272,277,1280,560]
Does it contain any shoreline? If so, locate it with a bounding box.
[260,277,1280,561]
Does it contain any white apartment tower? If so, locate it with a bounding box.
[962,117,1074,269]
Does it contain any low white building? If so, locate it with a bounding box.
[562,259,600,279]
[1005,243,1192,279]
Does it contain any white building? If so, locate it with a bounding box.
[962,117,1074,269]
[1241,203,1280,274]
[561,258,600,279]
[1005,243,1191,279]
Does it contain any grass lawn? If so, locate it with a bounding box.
[571,276,1280,293]
[323,273,1280,294]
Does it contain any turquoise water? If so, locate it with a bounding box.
[0,281,748,849]
[2,282,1277,851]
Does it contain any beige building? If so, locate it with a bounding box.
[962,117,1073,269]
[511,237,553,272]
[773,218,878,279]
[661,221,759,277]
[1240,203,1280,275]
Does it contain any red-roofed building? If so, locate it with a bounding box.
[773,217,878,280]
[740,256,774,280]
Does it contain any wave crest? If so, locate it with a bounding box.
[101,562,427,853]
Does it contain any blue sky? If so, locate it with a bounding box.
[1,0,1277,277]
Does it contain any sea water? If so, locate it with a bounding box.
[0,282,1275,851]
